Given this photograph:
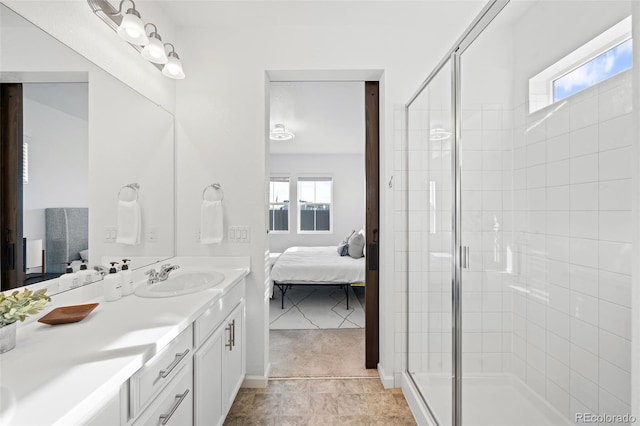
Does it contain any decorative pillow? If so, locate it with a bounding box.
[358,228,366,257]
[337,230,355,256]
[348,231,365,259]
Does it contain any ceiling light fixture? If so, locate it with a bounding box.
[87,0,185,79]
[162,44,186,79]
[142,24,168,64]
[270,124,295,141]
[430,127,451,141]
[113,0,148,45]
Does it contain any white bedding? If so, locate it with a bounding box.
[270,246,366,284]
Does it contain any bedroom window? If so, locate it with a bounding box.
[298,177,332,232]
[269,177,290,232]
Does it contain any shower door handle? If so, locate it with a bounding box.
[461,246,470,269]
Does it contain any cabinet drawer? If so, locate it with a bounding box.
[132,363,193,426]
[194,279,245,347]
[130,325,193,416]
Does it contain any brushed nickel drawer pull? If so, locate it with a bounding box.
[159,389,190,425]
[225,323,233,350]
[159,349,190,378]
[231,319,236,348]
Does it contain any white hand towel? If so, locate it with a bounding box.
[200,200,223,244]
[116,200,141,245]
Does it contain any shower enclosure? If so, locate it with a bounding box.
[405,1,636,425]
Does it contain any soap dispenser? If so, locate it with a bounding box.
[58,262,79,291]
[77,260,93,285]
[103,261,122,302]
[120,259,133,296]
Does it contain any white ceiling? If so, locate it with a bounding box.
[269,81,365,155]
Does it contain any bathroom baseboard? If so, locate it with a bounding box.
[241,362,271,388]
[242,375,268,388]
[377,363,395,389]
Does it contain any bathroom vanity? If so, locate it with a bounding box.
[0,257,249,426]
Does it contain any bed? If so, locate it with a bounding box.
[270,246,366,309]
[45,207,89,274]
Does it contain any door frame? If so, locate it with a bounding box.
[265,70,383,370]
[0,83,25,291]
[364,81,380,368]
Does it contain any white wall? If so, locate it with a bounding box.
[268,154,365,254]
[173,0,486,384]
[632,1,640,419]
[22,83,89,244]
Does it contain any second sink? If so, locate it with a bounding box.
[134,269,225,298]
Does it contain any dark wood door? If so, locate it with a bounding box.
[365,81,379,368]
[0,83,24,291]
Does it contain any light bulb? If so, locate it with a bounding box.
[116,9,148,45]
[162,53,185,79]
[142,32,168,64]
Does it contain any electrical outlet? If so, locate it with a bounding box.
[147,227,158,243]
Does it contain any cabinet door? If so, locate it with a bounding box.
[194,325,224,426]
[222,301,245,414]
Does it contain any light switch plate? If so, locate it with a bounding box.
[147,227,158,243]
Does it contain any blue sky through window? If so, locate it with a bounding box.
[553,38,633,102]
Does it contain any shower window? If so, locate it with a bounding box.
[529,16,632,113]
[553,38,632,102]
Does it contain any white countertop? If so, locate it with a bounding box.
[0,257,250,426]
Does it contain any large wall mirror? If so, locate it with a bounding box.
[0,4,175,294]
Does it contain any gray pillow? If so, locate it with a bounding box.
[347,232,365,259]
[337,230,355,256]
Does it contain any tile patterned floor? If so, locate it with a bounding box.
[224,378,417,425]
[270,329,378,378]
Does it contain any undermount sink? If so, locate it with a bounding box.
[134,270,225,298]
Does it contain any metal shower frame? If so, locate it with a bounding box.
[404,1,510,425]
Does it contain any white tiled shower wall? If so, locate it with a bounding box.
[510,70,633,420]
[459,104,514,375]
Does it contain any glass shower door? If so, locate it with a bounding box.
[406,59,454,425]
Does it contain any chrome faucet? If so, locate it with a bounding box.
[145,268,160,284]
[158,264,180,281]
[145,264,180,284]
[94,265,108,277]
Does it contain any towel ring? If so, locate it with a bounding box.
[202,183,224,201]
[118,183,140,201]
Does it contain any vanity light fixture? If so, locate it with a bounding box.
[88,0,185,79]
[162,44,186,79]
[113,0,148,45]
[142,24,168,64]
[270,124,295,141]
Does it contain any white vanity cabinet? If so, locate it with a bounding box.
[86,279,246,426]
[194,281,246,425]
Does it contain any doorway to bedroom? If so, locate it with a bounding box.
[266,76,379,377]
